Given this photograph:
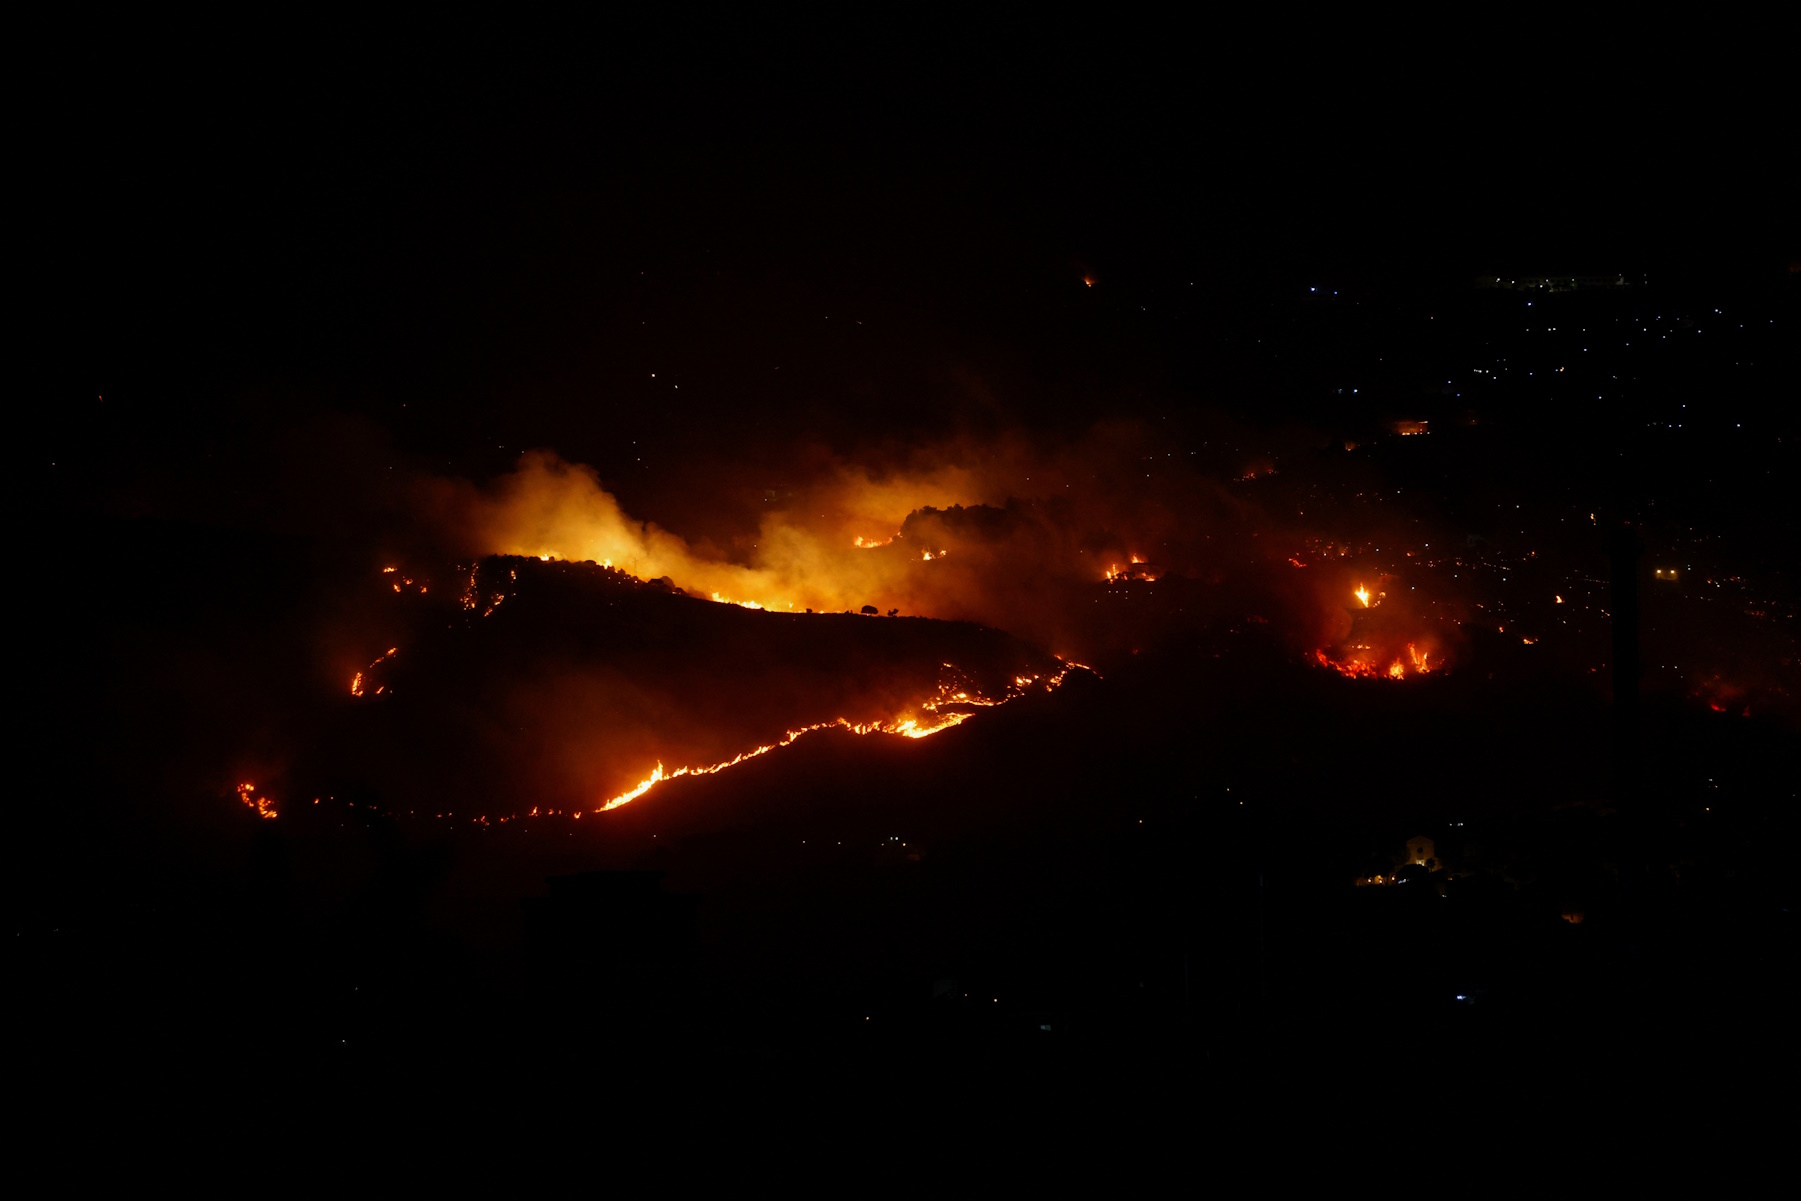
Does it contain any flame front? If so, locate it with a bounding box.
[597,662,1083,812]
[237,782,278,820]
[1313,642,1433,681]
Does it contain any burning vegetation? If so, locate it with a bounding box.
[235,782,277,820]
[202,414,1790,834]
[312,554,1082,825]
[1309,584,1442,680]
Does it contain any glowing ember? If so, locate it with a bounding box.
[350,647,398,695]
[237,782,278,820]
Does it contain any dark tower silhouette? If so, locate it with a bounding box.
[1606,525,1642,805]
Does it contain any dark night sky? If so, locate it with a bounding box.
[42,26,1792,475]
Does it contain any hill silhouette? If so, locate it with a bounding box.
[301,554,1069,821]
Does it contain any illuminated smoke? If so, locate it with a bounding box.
[418,427,1272,657]
[373,416,1470,681]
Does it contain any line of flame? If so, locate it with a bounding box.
[598,664,1084,812]
[598,713,974,811]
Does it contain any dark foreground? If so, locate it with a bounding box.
[16,541,1793,1170]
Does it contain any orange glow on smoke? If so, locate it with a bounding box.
[436,449,1019,617]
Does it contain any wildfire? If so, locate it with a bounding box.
[710,591,767,610]
[1354,585,1371,607]
[596,662,1084,812]
[600,714,965,811]
[237,782,277,820]
[1313,642,1433,681]
[1105,558,1159,583]
[351,647,398,695]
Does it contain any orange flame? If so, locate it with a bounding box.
[596,663,1085,812]
[237,782,278,820]
[351,647,399,695]
[1313,642,1432,681]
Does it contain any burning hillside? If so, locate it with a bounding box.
[96,411,1789,841]
[409,435,1462,676]
[295,554,1077,824]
